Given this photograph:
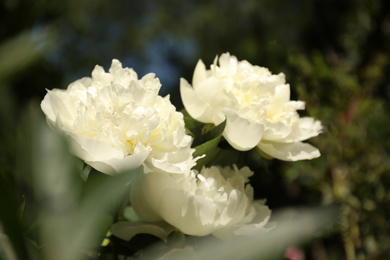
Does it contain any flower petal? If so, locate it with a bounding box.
[212,200,273,239]
[68,134,149,175]
[267,84,290,116]
[146,149,198,174]
[40,91,56,123]
[86,153,149,175]
[262,120,292,141]
[257,141,320,161]
[196,77,231,113]
[42,90,76,128]
[131,170,218,236]
[282,117,322,142]
[159,188,217,236]
[192,59,207,88]
[180,78,213,123]
[130,171,175,222]
[223,109,264,151]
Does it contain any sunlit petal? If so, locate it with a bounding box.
[258,141,320,161]
[223,109,264,151]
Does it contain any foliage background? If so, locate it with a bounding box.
[1,0,389,259]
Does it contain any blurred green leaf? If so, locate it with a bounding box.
[0,26,57,82]
[0,176,29,260]
[30,111,142,260]
[139,206,339,260]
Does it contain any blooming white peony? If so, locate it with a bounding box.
[41,59,196,175]
[130,165,273,238]
[180,53,322,161]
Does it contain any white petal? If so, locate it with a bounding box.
[131,171,217,236]
[232,202,274,236]
[159,188,217,236]
[192,59,207,87]
[68,134,149,175]
[40,92,56,123]
[196,77,231,111]
[212,201,273,240]
[108,59,123,74]
[223,109,264,151]
[257,141,320,161]
[282,117,322,142]
[251,201,273,228]
[218,53,237,74]
[220,190,247,226]
[262,120,292,141]
[91,64,113,87]
[267,84,290,116]
[180,78,213,123]
[87,153,149,175]
[130,171,175,222]
[146,151,197,175]
[43,90,75,127]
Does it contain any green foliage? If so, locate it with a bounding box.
[182,109,227,170]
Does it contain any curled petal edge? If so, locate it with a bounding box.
[257,141,320,161]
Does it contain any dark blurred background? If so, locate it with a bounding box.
[1,0,390,259]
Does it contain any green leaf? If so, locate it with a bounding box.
[181,109,204,137]
[193,136,222,159]
[0,176,29,260]
[111,221,176,243]
[193,137,222,171]
[192,120,226,147]
[180,109,227,170]
[192,120,226,170]
[123,206,143,222]
[0,26,56,82]
[32,114,142,260]
[254,146,273,160]
[18,196,25,221]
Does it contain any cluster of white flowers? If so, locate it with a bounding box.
[41,54,321,240]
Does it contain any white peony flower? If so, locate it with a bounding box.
[180,53,322,161]
[41,59,196,175]
[130,165,273,238]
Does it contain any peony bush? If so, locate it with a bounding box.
[40,54,321,256]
